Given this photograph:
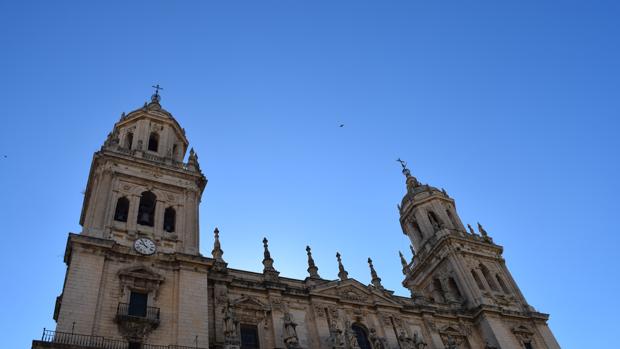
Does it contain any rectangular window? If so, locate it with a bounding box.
[128,342,141,349]
[240,324,259,349]
[523,342,534,349]
[128,291,148,317]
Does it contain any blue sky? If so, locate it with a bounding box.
[0,1,618,348]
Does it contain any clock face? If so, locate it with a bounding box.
[134,238,156,255]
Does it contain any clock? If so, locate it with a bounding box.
[134,237,156,255]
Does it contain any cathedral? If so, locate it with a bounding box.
[31,92,561,349]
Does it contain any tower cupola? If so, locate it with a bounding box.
[103,91,190,164]
[397,160,465,253]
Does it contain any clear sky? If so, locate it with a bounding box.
[0,1,618,348]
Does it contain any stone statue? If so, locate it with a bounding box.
[345,321,360,349]
[222,301,239,344]
[282,312,300,348]
[329,319,345,348]
[412,332,427,349]
[368,328,384,349]
[444,335,459,349]
[397,330,414,349]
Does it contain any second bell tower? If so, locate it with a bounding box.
[397,161,543,348]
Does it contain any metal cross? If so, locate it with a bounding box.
[152,84,164,97]
[396,158,408,170]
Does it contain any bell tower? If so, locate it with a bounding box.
[80,89,206,254]
[51,90,211,348]
[397,160,556,349]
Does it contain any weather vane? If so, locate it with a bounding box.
[396,158,412,177]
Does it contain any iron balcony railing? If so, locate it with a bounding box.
[37,329,206,349]
[116,303,160,323]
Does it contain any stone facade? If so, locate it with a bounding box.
[32,94,560,349]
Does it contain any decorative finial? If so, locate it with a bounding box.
[478,222,493,243]
[467,224,476,235]
[188,148,201,172]
[336,252,348,281]
[212,227,224,262]
[306,246,320,279]
[262,237,279,277]
[399,251,408,275]
[477,222,488,237]
[409,245,416,260]
[151,84,163,103]
[263,238,271,260]
[368,257,384,289]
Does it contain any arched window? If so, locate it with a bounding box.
[448,277,463,300]
[471,270,485,290]
[496,274,510,293]
[163,207,176,233]
[351,324,372,349]
[427,211,442,231]
[114,197,129,222]
[480,264,499,291]
[172,144,178,158]
[148,132,159,152]
[137,191,156,227]
[126,132,134,150]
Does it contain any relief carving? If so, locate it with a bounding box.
[338,287,368,302]
[313,304,326,318]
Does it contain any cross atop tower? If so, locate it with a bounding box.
[151,84,164,102]
[397,158,411,177]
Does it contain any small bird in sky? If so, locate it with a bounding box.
[339,123,345,128]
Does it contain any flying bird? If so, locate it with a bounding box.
[339,123,344,128]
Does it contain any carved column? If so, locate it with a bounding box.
[127,194,140,234]
[154,199,165,237]
[475,268,492,292]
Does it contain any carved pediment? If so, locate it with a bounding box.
[440,326,462,335]
[118,266,164,299]
[512,325,534,341]
[339,285,369,302]
[310,279,401,307]
[439,325,467,348]
[230,295,268,325]
[231,295,269,312]
[119,266,165,281]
